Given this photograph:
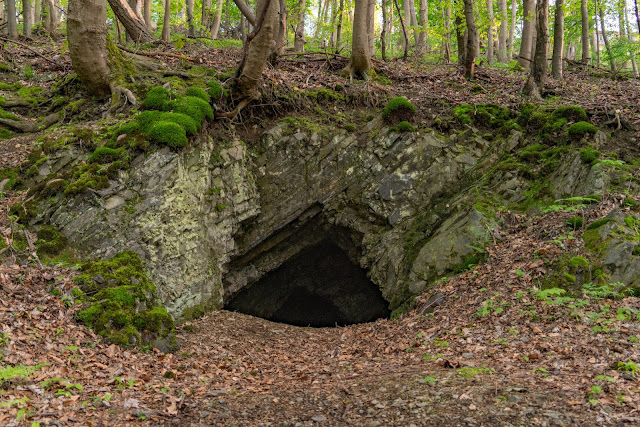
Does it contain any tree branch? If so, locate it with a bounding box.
[232,0,257,25]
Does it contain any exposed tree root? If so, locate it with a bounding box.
[0,112,61,133]
[111,85,138,108]
[215,98,252,119]
[117,44,195,62]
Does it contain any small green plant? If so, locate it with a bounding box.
[418,376,437,384]
[616,361,639,377]
[477,299,504,317]
[515,269,525,277]
[567,216,584,229]
[433,338,449,348]
[595,375,616,383]
[457,367,495,378]
[537,287,566,300]
[533,367,549,378]
[587,385,603,404]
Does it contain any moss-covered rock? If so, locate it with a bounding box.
[186,86,210,102]
[568,121,597,137]
[143,86,171,110]
[88,147,125,164]
[35,225,67,256]
[553,106,587,122]
[207,80,225,100]
[383,97,415,123]
[163,96,214,128]
[74,251,177,351]
[138,110,197,136]
[148,121,188,148]
[579,148,601,165]
[587,218,616,230]
[392,121,415,132]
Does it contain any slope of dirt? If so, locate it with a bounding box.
[2,195,640,425]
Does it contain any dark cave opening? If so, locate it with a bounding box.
[224,239,391,327]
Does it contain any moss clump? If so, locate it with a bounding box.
[0,167,18,190]
[0,128,12,140]
[453,103,515,132]
[207,80,225,100]
[624,215,640,229]
[383,97,415,123]
[0,82,20,90]
[186,86,210,102]
[74,251,176,350]
[88,147,125,164]
[569,256,589,270]
[137,110,197,136]
[163,96,214,128]
[391,121,415,132]
[586,218,616,230]
[518,143,547,162]
[0,108,20,121]
[567,216,584,229]
[149,121,188,148]
[35,225,67,256]
[579,148,601,165]
[568,121,597,137]
[553,106,587,122]
[64,163,112,195]
[307,88,345,102]
[143,86,171,110]
[563,272,576,283]
[633,246,640,256]
[343,123,356,132]
[623,197,638,209]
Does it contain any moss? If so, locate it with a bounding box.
[65,100,84,114]
[17,85,42,99]
[148,121,188,148]
[383,97,415,123]
[586,218,616,230]
[0,108,20,121]
[567,216,584,229]
[623,197,638,209]
[35,225,67,256]
[137,110,197,136]
[0,167,18,190]
[307,88,345,102]
[568,121,597,137]
[9,199,38,223]
[343,123,356,132]
[0,128,12,140]
[563,273,576,283]
[185,86,210,102]
[633,246,640,256]
[553,106,587,121]
[391,121,415,132]
[163,96,214,128]
[143,86,171,110]
[206,80,225,100]
[518,143,547,162]
[569,256,589,270]
[579,148,601,165]
[64,163,111,195]
[88,147,125,164]
[624,215,640,229]
[0,82,20,90]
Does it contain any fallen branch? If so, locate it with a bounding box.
[0,35,58,65]
[2,100,32,108]
[0,112,62,133]
[117,44,196,61]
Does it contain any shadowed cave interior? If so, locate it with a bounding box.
[225,239,391,327]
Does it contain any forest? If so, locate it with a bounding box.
[1,0,640,424]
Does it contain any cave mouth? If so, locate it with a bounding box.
[224,239,391,327]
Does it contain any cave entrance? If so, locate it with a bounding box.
[224,237,390,328]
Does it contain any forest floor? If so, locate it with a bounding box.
[1,38,640,425]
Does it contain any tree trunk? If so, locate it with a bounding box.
[394,0,409,58]
[335,0,343,52]
[418,0,428,53]
[456,15,465,66]
[202,0,212,30]
[381,0,388,60]
[518,0,535,69]
[487,0,494,65]
[497,0,507,61]
[523,0,548,98]
[294,0,305,51]
[625,3,639,77]
[551,0,563,79]
[598,2,616,72]
[234,0,278,99]
[444,5,451,62]
[580,0,589,64]
[595,0,601,67]
[344,0,372,78]
[402,0,410,51]
[162,0,171,42]
[367,0,375,57]
[34,0,41,29]
[144,0,152,29]
[463,0,476,78]
[211,0,224,38]
[23,0,32,36]
[186,0,195,36]
[508,0,516,58]
[314,0,323,40]
[67,0,111,98]
[272,0,286,60]
[108,0,154,42]
[409,0,418,47]
[7,0,18,39]
[634,0,640,34]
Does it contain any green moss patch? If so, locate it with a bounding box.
[207,80,225,100]
[162,96,213,127]
[391,121,415,133]
[567,216,584,229]
[579,148,601,164]
[383,97,415,123]
[149,121,188,148]
[35,225,67,256]
[587,218,616,230]
[568,122,597,137]
[0,128,12,140]
[186,86,210,102]
[74,251,176,350]
[88,147,126,164]
[553,106,587,122]
[143,86,171,110]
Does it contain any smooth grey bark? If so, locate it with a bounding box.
[551,0,564,79]
[508,0,516,58]
[7,0,18,39]
[443,4,451,62]
[487,0,494,64]
[162,0,171,41]
[456,15,465,66]
[233,0,257,24]
[211,0,224,38]
[381,0,388,59]
[144,0,151,29]
[402,0,410,51]
[187,0,195,36]
[344,0,371,78]
[523,0,548,98]
[580,0,590,63]
[202,0,212,30]
[518,0,536,69]
[599,2,617,72]
[498,0,508,61]
[409,0,418,46]
[368,0,375,56]
[625,3,639,77]
[294,0,305,51]
[23,0,32,36]
[595,0,601,66]
[335,0,343,52]
[418,0,428,53]
[34,0,41,29]
[463,0,477,78]
[108,0,154,42]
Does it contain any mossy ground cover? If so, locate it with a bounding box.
[73,251,176,349]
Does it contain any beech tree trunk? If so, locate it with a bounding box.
[162,0,171,42]
[635,0,640,34]
[367,0,375,57]
[594,0,601,66]
[497,0,507,61]
[381,0,388,60]
[108,0,154,42]
[202,0,212,30]
[233,0,278,99]
[211,0,224,38]
[335,0,343,52]
[524,0,548,98]
[7,0,18,39]
[551,0,563,79]
[187,0,195,36]
[487,0,494,65]
[418,0,428,53]
[394,0,409,58]
[402,0,410,52]
[508,0,516,58]
[23,0,32,36]
[518,0,535,69]
[580,0,589,64]
[344,0,371,78]
[409,0,418,47]
[463,0,477,78]
[598,3,616,72]
[294,0,305,51]
[34,0,41,29]
[456,15,465,66]
[443,5,451,62]
[625,3,639,77]
[144,0,151,29]
[68,0,111,98]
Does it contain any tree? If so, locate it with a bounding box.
[344,0,372,79]
[23,0,32,37]
[625,2,639,77]
[108,0,154,42]
[67,0,111,98]
[598,1,617,72]
[418,0,428,53]
[551,0,564,79]
[144,0,152,29]
[187,0,196,36]
[162,0,171,42]
[211,0,225,38]
[635,0,640,34]
[463,0,477,78]
[580,0,589,64]
[294,0,306,51]
[518,0,536,70]
[523,0,549,98]
[487,0,494,65]
[508,0,516,58]
[498,0,508,61]
[7,0,18,39]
